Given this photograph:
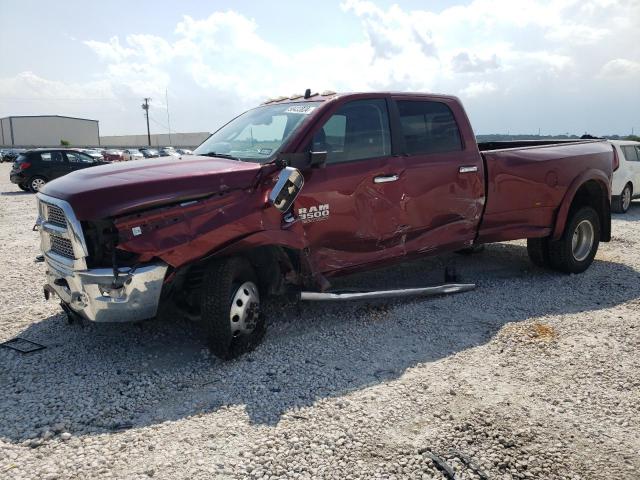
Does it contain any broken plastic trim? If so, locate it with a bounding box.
[299,283,475,301]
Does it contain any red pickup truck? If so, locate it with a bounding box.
[36,92,614,359]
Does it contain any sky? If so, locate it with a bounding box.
[0,0,639,136]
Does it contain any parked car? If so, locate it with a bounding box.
[610,140,640,213]
[35,91,613,360]
[1,148,26,163]
[79,149,104,161]
[158,147,180,157]
[139,148,159,158]
[176,148,193,155]
[102,149,124,162]
[10,148,104,192]
[122,149,144,161]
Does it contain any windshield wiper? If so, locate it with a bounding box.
[200,152,241,161]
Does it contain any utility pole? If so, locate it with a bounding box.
[141,98,151,146]
[165,89,172,146]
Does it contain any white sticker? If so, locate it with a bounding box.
[132,226,142,236]
[284,105,317,115]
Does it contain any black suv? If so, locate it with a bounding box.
[10,149,104,192]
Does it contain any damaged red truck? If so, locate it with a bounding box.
[35,92,614,359]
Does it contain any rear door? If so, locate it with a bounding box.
[64,150,100,170]
[620,145,640,195]
[296,97,407,273]
[390,96,485,252]
[39,151,69,180]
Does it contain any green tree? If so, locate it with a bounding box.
[626,135,640,142]
[60,139,70,146]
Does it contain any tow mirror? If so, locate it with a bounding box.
[269,167,304,212]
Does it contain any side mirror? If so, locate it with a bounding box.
[269,167,304,212]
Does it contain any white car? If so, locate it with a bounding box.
[610,140,640,213]
[122,149,144,161]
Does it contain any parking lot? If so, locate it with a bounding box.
[0,160,638,479]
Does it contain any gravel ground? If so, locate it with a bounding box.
[0,162,639,480]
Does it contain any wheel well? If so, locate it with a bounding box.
[242,245,301,295]
[569,180,610,241]
[166,246,301,318]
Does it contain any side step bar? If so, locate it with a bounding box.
[299,283,475,301]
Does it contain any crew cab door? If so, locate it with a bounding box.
[390,96,485,251]
[296,97,406,273]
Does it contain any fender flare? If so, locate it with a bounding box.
[212,226,309,258]
[552,169,611,241]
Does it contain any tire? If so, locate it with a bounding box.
[200,257,265,360]
[612,184,632,213]
[29,176,47,193]
[547,206,600,274]
[527,237,551,268]
[18,183,30,192]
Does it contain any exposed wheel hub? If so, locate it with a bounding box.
[572,219,594,262]
[229,281,260,336]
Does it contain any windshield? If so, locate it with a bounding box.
[194,101,320,163]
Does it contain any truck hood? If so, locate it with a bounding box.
[41,156,263,220]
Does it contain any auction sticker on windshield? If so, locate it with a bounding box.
[284,105,317,115]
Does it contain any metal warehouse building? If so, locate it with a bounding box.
[0,115,99,147]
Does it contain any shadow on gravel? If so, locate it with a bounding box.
[2,242,640,441]
[1,191,32,196]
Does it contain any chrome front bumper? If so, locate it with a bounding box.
[36,192,168,323]
[44,254,168,323]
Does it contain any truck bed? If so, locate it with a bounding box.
[476,139,613,243]
[477,139,600,152]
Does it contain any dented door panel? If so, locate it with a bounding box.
[295,156,407,272]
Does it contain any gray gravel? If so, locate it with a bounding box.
[0,162,639,479]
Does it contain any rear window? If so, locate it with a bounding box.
[40,152,64,162]
[396,100,463,155]
[621,145,640,162]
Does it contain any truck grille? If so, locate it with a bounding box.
[49,234,75,259]
[37,196,86,266]
[46,204,67,228]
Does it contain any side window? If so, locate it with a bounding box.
[396,100,463,155]
[66,151,93,163]
[40,152,63,162]
[312,99,391,164]
[621,145,640,162]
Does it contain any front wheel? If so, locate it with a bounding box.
[547,206,600,274]
[200,257,265,360]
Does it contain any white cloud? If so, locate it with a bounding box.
[3,0,639,136]
[460,81,497,98]
[599,58,640,78]
[451,52,499,73]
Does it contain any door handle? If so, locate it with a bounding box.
[459,165,478,173]
[374,174,399,184]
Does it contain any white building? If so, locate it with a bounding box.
[0,115,100,147]
[99,132,210,148]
